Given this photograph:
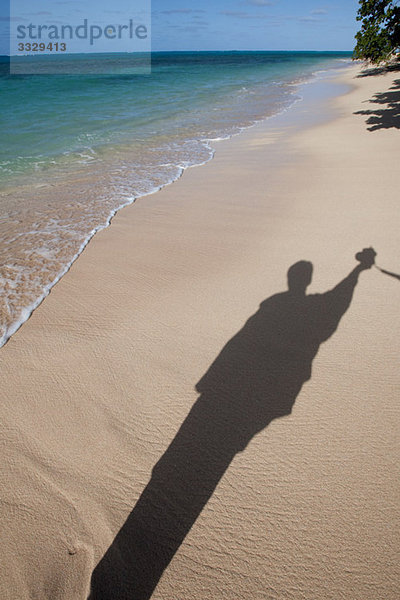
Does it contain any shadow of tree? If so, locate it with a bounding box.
[89,259,371,600]
[354,78,400,131]
[356,61,400,78]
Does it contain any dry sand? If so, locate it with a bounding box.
[1,64,399,599]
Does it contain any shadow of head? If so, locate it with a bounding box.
[287,260,313,295]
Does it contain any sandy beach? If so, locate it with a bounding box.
[1,63,399,599]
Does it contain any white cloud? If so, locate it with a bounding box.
[245,0,274,5]
[220,10,271,19]
[160,9,206,15]
[299,16,320,23]
[220,11,250,18]
[27,12,53,17]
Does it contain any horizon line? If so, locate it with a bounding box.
[1,49,354,58]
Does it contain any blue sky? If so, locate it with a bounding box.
[2,0,360,54]
[152,0,360,51]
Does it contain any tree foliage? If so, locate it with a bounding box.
[354,0,400,63]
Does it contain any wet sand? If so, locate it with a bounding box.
[1,64,399,599]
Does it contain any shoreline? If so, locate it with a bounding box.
[0,60,351,348]
[1,62,399,599]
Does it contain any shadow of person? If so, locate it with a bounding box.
[89,252,374,600]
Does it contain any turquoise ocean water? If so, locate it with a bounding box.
[0,51,352,345]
